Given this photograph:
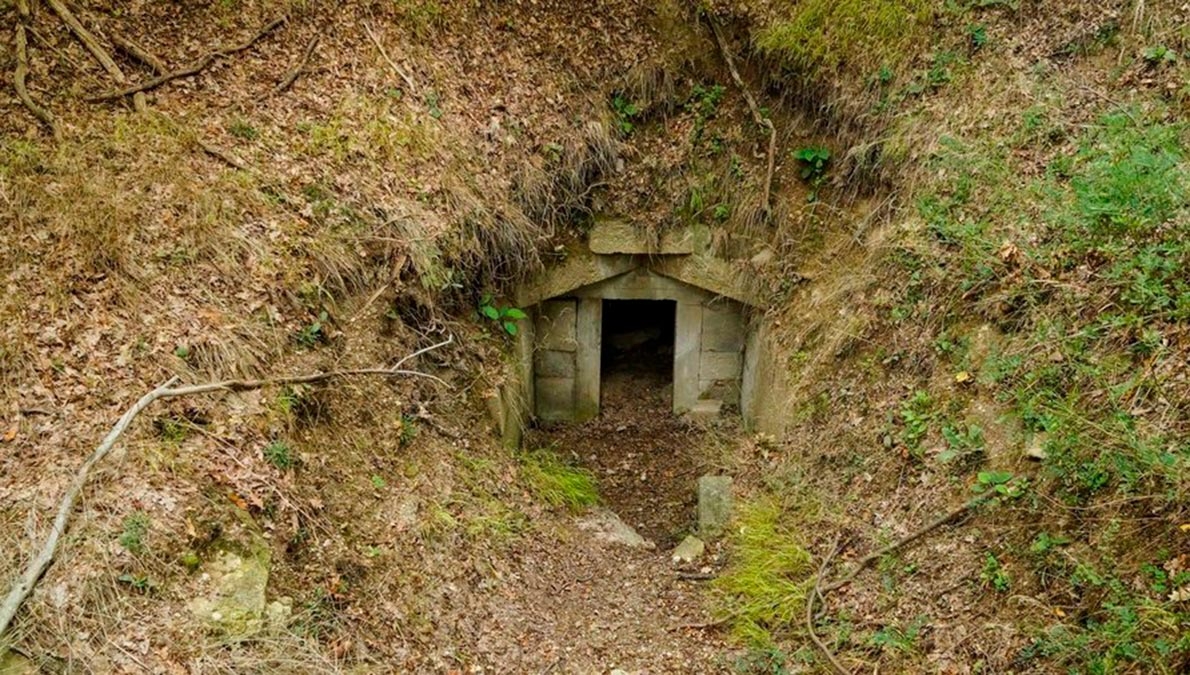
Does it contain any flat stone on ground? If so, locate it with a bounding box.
[577,508,655,549]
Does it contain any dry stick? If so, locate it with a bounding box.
[111,34,168,75]
[0,336,452,640]
[272,35,320,95]
[197,138,248,170]
[45,0,146,112]
[363,21,417,95]
[707,16,777,224]
[13,1,59,139]
[88,17,286,102]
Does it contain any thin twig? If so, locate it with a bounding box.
[88,17,286,101]
[363,22,417,95]
[806,535,848,675]
[0,336,451,639]
[706,15,777,224]
[13,0,60,139]
[46,0,147,111]
[197,138,248,170]
[272,35,320,95]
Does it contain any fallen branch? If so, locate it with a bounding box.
[0,336,452,639]
[706,15,777,224]
[197,138,248,170]
[272,34,319,95]
[111,34,168,75]
[13,0,59,139]
[88,17,285,102]
[46,0,146,112]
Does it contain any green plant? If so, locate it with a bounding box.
[871,615,927,654]
[520,449,598,511]
[1142,44,1178,66]
[981,552,1011,592]
[610,94,640,135]
[398,413,419,447]
[295,310,329,347]
[939,423,986,467]
[478,296,528,336]
[370,474,387,489]
[899,390,933,454]
[968,23,988,49]
[118,511,150,554]
[973,470,1029,499]
[117,573,158,593]
[793,146,831,183]
[732,646,790,674]
[227,118,259,140]
[264,440,294,470]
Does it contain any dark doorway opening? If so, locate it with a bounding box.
[600,299,675,401]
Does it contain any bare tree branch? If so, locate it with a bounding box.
[271,35,320,95]
[111,34,168,75]
[0,336,452,639]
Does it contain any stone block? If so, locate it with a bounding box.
[535,376,575,421]
[701,304,745,352]
[700,351,742,380]
[534,349,575,378]
[686,399,722,423]
[698,475,733,538]
[536,300,577,352]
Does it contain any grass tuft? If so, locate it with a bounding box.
[712,498,815,645]
[519,449,599,512]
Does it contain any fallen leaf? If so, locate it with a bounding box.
[2,425,16,442]
[955,371,972,384]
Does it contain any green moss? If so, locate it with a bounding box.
[754,0,934,79]
[712,498,815,645]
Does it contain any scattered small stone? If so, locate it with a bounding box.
[671,535,705,565]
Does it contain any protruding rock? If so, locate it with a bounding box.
[671,535,705,564]
[1025,434,1049,460]
[698,475,733,538]
[577,508,655,549]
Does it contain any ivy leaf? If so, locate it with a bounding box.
[504,307,528,320]
[503,321,518,336]
[481,305,500,320]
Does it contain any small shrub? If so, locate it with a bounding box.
[610,94,640,135]
[981,552,1011,592]
[478,295,528,336]
[118,511,150,554]
[520,449,599,511]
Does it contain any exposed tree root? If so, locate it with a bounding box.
[13,0,59,139]
[806,494,994,673]
[46,0,146,112]
[706,15,777,225]
[272,35,320,95]
[0,336,452,640]
[111,34,168,75]
[88,17,286,102]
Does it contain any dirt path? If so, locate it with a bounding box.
[472,358,731,673]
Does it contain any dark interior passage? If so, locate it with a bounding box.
[600,299,675,381]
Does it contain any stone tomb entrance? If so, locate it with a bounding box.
[522,261,753,424]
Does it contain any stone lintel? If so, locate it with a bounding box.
[652,255,763,308]
[588,219,695,255]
